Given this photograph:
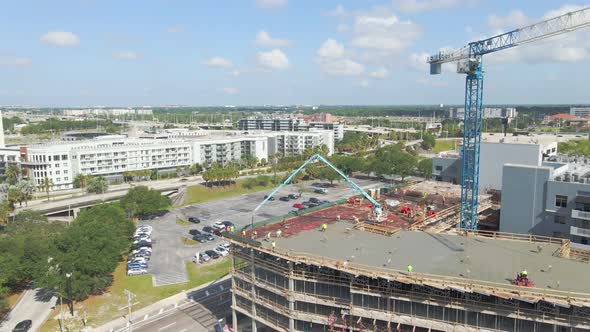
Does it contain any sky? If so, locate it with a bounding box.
[0,0,589,107]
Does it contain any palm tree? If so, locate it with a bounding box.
[73,174,90,189]
[41,177,54,201]
[4,164,20,185]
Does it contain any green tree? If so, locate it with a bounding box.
[15,180,34,206]
[4,164,20,185]
[417,158,433,179]
[73,174,91,189]
[0,201,10,225]
[120,186,171,218]
[421,132,436,150]
[41,177,53,200]
[86,176,108,194]
[7,186,23,209]
[318,167,340,185]
[190,163,203,175]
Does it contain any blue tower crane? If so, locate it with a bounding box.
[428,7,590,230]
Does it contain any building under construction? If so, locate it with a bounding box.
[229,218,590,331]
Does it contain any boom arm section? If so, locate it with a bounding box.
[253,154,382,215]
[428,7,590,69]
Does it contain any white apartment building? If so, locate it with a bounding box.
[19,129,334,190]
[448,107,517,119]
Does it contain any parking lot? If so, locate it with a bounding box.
[141,178,382,286]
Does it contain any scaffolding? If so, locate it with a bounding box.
[230,233,590,332]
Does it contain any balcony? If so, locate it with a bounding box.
[571,226,590,238]
[571,209,590,221]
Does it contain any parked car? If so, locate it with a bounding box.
[213,221,226,230]
[132,241,152,249]
[132,247,152,255]
[12,320,32,332]
[204,233,215,241]
[309,197,320,203]
[127,262,148,270]
[179,178,189,182]
[206,250,220,259]
[319,200,330,205]
[308,203,320,208]
[133,238,152,245]
[279,196,290,202]
[189,229,201,236]
[202,226,214,233]
[302,201,313,207]
[221,221,234,227]
[193,251,210,263]
[127,269,147,276]
[193,234,208,243]
[221,242,231,251]
[314,188,329,194]
[264,195,275,201]
[293,203,305,209]
[288,193,299,199]
[128,257,148,264]
[215,246,230,256]
[188,217,201,224]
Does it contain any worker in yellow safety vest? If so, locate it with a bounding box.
[271,241,276,251]
[276,229,282,238]
[407,265,413,273]
[321,223,327,232]
[242,230,247,237]
[253,230,258,238]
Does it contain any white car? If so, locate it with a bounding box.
[221,242,231,251]
[213,221,226,230]
[132,247,152,255]
[135,229,152,236]
[128,257,147,264]
[193,251,211,263]
[127,269,147,276]
[215,246,229,257]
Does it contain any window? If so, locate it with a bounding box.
[62,155,68,160]
[554,215,566,224]
[555,195,568,208]
[55,164,59,168]
[54,155,60,161]
[435,165,443,171]
[64,177,69,181]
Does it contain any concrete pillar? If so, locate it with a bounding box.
[250,249,257,332]
[288,262,295,332]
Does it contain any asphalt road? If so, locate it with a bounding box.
[0,288,56,332]
[142,178,382,287]
[132,279,231,332]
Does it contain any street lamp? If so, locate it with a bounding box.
[65,273,73,316]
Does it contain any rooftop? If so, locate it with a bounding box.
[261,221,590,296]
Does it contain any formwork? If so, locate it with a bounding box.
[228,221,590,332]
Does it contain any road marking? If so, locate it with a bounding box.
[158,322,176,330]
[178,329,187,332]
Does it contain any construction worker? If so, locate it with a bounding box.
[336,215,341,221]
[266,231,272,241]
[407,265,413,273]
[321,223,327,232]
[230,226,235,233]
[242,230,247,237]
[253,230,258,238]
[276,229,282,238]
[271,241,276,251]
[522,270,527,276]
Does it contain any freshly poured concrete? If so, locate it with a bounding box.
[263,221,590,295]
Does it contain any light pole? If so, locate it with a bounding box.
[123,289,136,332]
[65,273,73,316]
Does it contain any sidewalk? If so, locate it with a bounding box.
[92,275,230,332]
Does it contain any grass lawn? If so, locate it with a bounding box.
[433,139,460,154]
[40,258,230,332]
[176,218,192,226]
[180,236,199,246]
[182,179,277,206]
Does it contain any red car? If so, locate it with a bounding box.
[292,203,305,209]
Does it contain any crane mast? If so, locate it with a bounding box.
[428,7,590,230]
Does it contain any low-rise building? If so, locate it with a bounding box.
[448,107,517,119]
[500,157,590,250]
[237,117,344,141]
[570,106,590,118]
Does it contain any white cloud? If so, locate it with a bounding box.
[256,0,287,10]
[317,39,345,58]
[222,87,239,94]
[324,4,348,17]
[369,67,389,79]
[351,13,421,54]
[204,56,233,68]
[257,49,290,70]
[255,30,292,48]
[486,5,590,64]
[487,10,529,30]
[112,51,141,60]
[316,39,364,76]
[166,25,185,33]
[0,58,32,66]
[41,31,80,47]
[408,52,429,71]
[359,80,369,87]
[396,0,470,13]
[228,70,241,77]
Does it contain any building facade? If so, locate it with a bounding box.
[500,160,590,249]
[18,129,333,191]
[570,107,590,118]
[447,107,517,119]
[237,118,344,141]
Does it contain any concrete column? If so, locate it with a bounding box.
[288,262,295,332]
[250,249,257,332]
